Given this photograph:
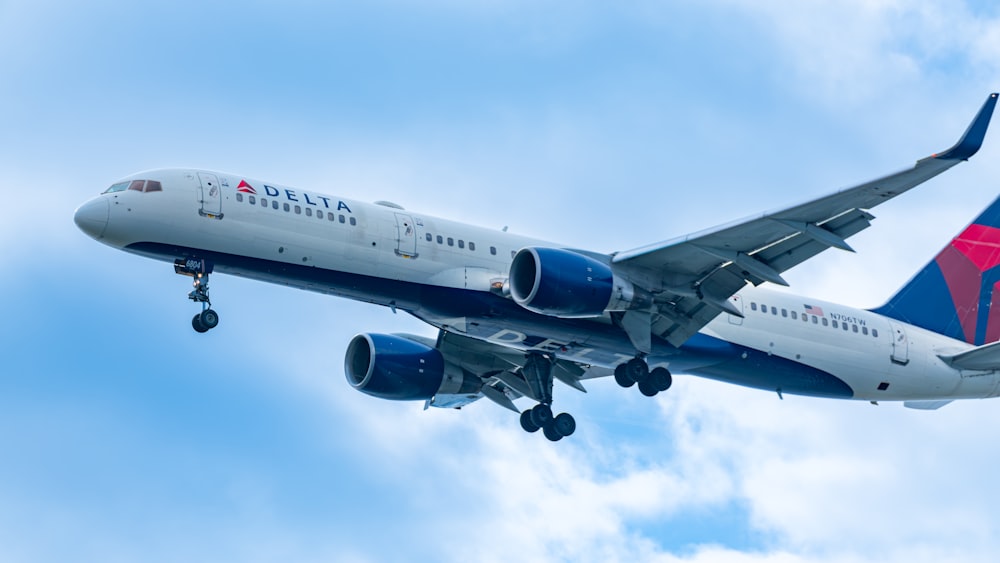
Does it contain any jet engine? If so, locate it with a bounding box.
[509,247,643,317]
[344,333,473,401]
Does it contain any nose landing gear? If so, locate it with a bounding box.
[175,258,220,333]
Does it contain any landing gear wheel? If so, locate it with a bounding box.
[614,364,635,388]
[199,309,219,330]
[626,357,650,383]
[638,379,659,397]
[543,424,563,442]
[553,413,576,437]
[530,403,553,428]
[650,367,672,392]
[192,314,209,333]
[520,409,541,433]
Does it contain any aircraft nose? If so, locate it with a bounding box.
[74,197,109,239]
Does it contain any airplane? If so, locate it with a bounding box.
[75,93,1000,442]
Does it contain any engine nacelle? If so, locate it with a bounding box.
[344,333,473,401]
[509,247,641,317]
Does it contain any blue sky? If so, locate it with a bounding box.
[4,1,1000,561]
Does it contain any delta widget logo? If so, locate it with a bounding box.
[936,223,1000,344]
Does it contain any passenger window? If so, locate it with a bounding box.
[339,215,346,224]
[128,180,145,191]
[760,303,767,313]
[469,242,476,251]
[862,327,869,335]
[490,246,497,255]
[812,316,818,324]
[751,303,757,312]
[447,237,454,247]
[458,240,465,249]
[350,217,357,226]
[822,318,828,326]
[103,182,129,193]
[781,309,787,318]
[294,205,301,214]
[437,235,443,244]
[872,329,879,338]
[236,193,244,202]
[145,180,162,192]
[771,306,777,315]
[426,233,432,242]
[261,198,267,207]
[305,207,312,217]
[832,320,838,329]
[249,195,256,205]
[283,203,290,212]
[791,311,797,320]
[272,200,278,209]
[328,212,335,221]
[852,325,859,333]
[842,323,848,331]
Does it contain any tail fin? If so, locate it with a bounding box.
[874,196,1000,345]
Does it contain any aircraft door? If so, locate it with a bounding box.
[198,172,223,219]
[394,213,418,258]
[727,294,744,325]
[889,320,909,365]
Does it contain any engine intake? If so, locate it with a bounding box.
[509,247,640,317]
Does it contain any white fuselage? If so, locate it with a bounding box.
[76,169,1000,404]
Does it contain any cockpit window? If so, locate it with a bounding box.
[103,182,129,193]
[106,179,163,194]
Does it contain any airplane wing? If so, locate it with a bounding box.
[611,93,998,347]
[428,330,610,412]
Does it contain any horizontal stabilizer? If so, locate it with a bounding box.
[939,340,1000,371]
[904,400,954,410]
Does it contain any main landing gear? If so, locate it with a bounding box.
[517,353,576,442]
[614,357,672,397]
[175,258,220,333]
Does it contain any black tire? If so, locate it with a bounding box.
[192,314,209,333]
[553,413,576,437]
[543,424,563,442]
[638,379,658,397]
[199,309,220,330]
[520,409,540,433]
[530,403,553,428]
[650,367,673,392]
[626,357,649,383]
[614,364,635,388]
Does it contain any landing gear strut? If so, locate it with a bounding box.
[175,258,220,333]
[518,353,576,442]
[615,357,672,397]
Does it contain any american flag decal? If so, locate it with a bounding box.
[804,304,824,316]
[236,180,256,194]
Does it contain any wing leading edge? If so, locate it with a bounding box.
[612,93,999,347]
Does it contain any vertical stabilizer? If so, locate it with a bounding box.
[873,196,1000,345]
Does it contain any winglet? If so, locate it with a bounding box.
[933,92,998,161]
